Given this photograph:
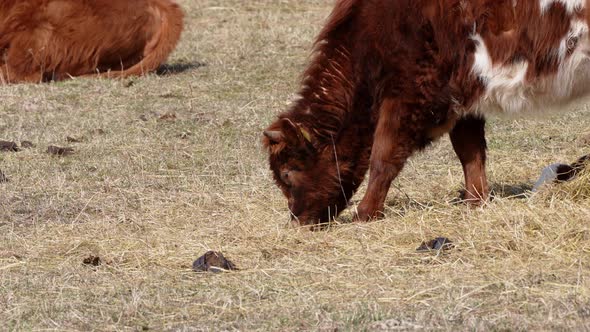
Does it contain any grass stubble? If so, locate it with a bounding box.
[1,1,589,330]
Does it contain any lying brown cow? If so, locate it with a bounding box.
[264,0,590,225]
[0,0,183,83]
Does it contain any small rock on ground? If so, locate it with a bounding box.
[0,141,19,152]
[416,237,454,252]
[193,251,237,273]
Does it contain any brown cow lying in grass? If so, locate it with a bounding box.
[0,0,183,84]
[264,0,590,226]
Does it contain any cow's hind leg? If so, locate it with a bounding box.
[355,99,418,221]
[450,114,489,204]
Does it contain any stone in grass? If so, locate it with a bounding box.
[20,141,35,149]
[0,140,19,152]
[82,255,101,267]
[416,237,454,252]
[193,251,237,273]
[47,145,74,156]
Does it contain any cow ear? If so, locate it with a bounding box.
[263,119,292,145]
[263,130,284,144]
[278,118,303,146]
[263,118,312,148]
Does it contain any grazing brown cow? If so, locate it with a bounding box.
[0,0,183,83]
[263,0,590,226]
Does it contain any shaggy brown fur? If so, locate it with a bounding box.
[0,0,183,84]
[264,0,589,225]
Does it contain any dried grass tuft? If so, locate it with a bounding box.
[1,0,589,330]
[559,165,590,200]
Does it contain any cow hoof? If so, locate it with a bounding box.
[454,190,488,206]
[353,206,384,222]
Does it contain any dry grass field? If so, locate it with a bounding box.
[2,0,590,330]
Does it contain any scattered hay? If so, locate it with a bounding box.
[66,136,85,143]
[554,167,590,200]
[46,145,75,156]
[158,112,177,121]
[0,1,589,330]
[579,133,590,145]
[20,141,35,149]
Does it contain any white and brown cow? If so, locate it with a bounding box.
[263,0,590,225]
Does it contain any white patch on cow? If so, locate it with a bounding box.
[540,0,585,14]
[470,19,590,115]
[553,20,590,97]
[471,34,531,114]
[557,20,587,60]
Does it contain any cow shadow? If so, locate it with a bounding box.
[330,197,437,226]
[157,60,206,76]
[489,182,533,200]
[451,182,533,203]
[320,182,535,229]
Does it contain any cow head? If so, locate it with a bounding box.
[263,117,363,226]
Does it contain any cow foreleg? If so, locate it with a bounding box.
[355,99,416,221]
[449,115,489,204]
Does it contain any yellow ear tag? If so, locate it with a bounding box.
[300,128,312,143]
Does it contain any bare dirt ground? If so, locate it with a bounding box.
[1,1,590,330]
